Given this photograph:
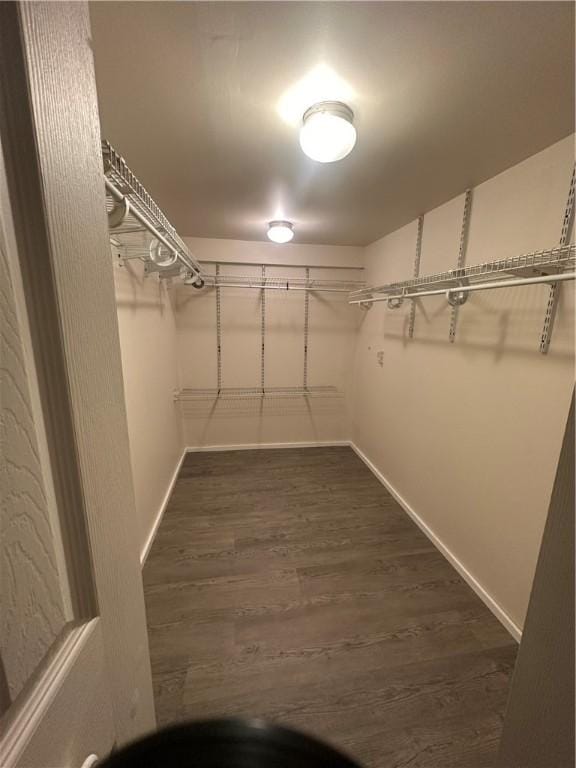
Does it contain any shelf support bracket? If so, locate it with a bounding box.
[216,264,222,394]
[260,265,266,393]
[449,189,473,343]
[303,267,310,389]
[108,196,130,229]
[408,215,424,338]
[540,165,575,354]
[387,295,404,310]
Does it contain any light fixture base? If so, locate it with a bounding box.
[302,100,354,125]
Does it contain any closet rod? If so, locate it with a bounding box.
[199,259,363,271]
[203,282,351,293]
[349,271,576,304]
[105,178,200,277]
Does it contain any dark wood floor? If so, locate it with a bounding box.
[143,447,517,768]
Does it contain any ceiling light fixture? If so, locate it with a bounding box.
[299,101,357,163]
[267,220,294,244]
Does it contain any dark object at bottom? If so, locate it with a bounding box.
[100,718,362,767]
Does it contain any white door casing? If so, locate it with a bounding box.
[0,3,155,766]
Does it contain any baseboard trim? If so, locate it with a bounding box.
[140,447,187,566]
[349,441,522,643]
[185,440,349,453]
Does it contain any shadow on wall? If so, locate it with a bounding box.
[360,287,574,363]
[114,257,172,315]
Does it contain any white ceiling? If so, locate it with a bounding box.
[90,2,574,246]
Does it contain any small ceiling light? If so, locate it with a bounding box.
[267,220,294,244]
[299,101,357,163]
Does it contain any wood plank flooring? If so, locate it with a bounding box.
[143,447,517,767]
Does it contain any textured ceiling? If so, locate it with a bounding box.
[90,2,575,246]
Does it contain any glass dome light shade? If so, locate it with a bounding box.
[299,101,357,163]
[267,221,294,243]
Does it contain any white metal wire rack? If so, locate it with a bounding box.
[196,261,365,294]
[350,164,576,353]
[176,385,341,401]
[178,260,360,401]
[102,140,202,281]
[200,273,363,293]
[349,244,576,304]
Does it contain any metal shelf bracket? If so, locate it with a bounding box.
[540,164,575,354]
[408,215,424,337]
[449,189,473,343]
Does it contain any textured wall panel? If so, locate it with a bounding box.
[0,243,66,702]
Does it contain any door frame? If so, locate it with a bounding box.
[0,2,155,762]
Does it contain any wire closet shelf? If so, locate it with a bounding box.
[176,385,341,401]
[200,272,364,294]
[102,140,203,282]
[176,261,361,402]
[350,164,575,353]
[349,244,576,304]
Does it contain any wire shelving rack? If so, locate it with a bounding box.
[350,164,575,353]
[176,385,341,402]
[201,272,363,293]
[176,261,360,402]
[349,244,576,304]
[102,140,202,281]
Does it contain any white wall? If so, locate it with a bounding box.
[176,239,363,448]
[351,135,575,635]
[114,257,184,558]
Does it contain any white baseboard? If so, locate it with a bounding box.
[140,448,187,566]
[185,440,349,453]
[349,441,522,643]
